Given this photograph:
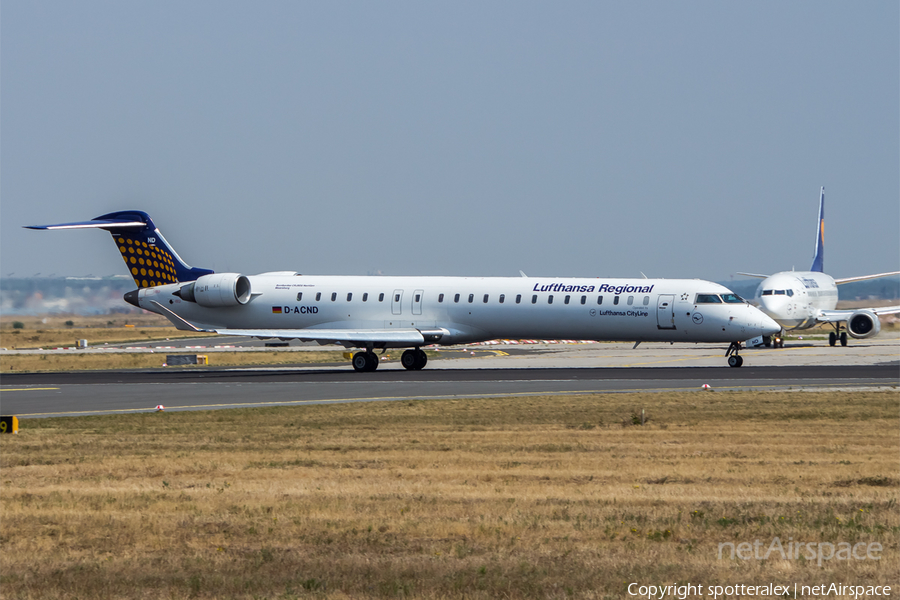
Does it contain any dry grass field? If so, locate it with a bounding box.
[1,390,897,599]
[2,350,349,373]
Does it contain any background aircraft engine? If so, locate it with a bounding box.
[176,273,252,308]
[847,310,881,339]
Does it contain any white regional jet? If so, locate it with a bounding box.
[739,187,900,347]
[27,210,780,369]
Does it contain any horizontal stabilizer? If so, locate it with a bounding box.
[25,218,147,230]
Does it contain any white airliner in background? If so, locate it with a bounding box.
[28,210,780,369]
[739,187,900,347]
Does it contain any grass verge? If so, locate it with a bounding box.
[1,390,897,599]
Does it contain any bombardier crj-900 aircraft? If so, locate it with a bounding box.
[740,187,900,347]
[28,211,780,370]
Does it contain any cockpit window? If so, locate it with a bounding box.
[786,289,794,297]
[721,293,744,303]
[695,294,722,303]
[774,290,786,295]
[761,290,773,296]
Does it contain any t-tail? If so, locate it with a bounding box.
[25,210,214,288]
[809,186,825,273]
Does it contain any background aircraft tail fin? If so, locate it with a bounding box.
[810,187,825,272]
[25,210,214,288]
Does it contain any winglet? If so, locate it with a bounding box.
[810,187,825,272]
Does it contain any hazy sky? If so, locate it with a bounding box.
[3,2,898,284]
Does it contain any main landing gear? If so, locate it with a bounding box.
[401,348,428,371]
[828,325,848,347]
[351,351,379,372]
[725,341,744,368]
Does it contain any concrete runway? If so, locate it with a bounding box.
[2,336,897,418]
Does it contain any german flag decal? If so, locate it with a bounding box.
[272,306,283,314]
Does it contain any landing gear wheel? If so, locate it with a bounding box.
[828,332,836,346]
[727,355,743,368]
[352,351,379,372]
[401,349,428,370]
[840,331,848,347]
[401,349,418,370]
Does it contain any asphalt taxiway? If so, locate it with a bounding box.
[2,337,897,418]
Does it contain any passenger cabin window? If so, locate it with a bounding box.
[531,295,537,304]
[499,294,505,303]
[613,296,619,305]
[438,293,444,303]
[347,293,352,301]
[695,294,723,303]
[316,292,322,301]
[468,294,474,303]
[627,296,633,305]
[394,293,401,302]
[331,292,337,301]
[378,293,385,302]
[597,296,603,305]
[296,292,302,301]
[564,295,570,304]
[415,293,421,302]
[548,295,554,304]
[362,293,368,302]
[721,293,744,303]
[516,294,522,304]
[483,294,489,303]
[580,295,586,305]
[643,296,650,305]
[454,294,460,303]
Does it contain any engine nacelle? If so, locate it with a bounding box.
[847,310,881,339]
[176,273,252,308]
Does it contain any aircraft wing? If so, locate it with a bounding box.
[149,300,433,344]
[816,306,900,324]
[215,328,428,344]
[736,272,769,279]
[834,271,900,285]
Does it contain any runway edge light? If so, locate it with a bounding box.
[1,416,19,433]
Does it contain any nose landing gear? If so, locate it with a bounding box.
[725,341,744,367]
[828,326,848,347]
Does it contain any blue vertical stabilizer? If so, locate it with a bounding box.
[809,187,825,273]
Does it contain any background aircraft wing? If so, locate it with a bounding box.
[816,306,900,324]
[834,271,900,284]
[736,272,769,279]
[215,328,427,344]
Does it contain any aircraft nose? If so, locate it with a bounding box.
[759,311,781,336]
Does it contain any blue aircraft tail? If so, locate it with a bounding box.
[809,187,825,273]
[25,210,214,288]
